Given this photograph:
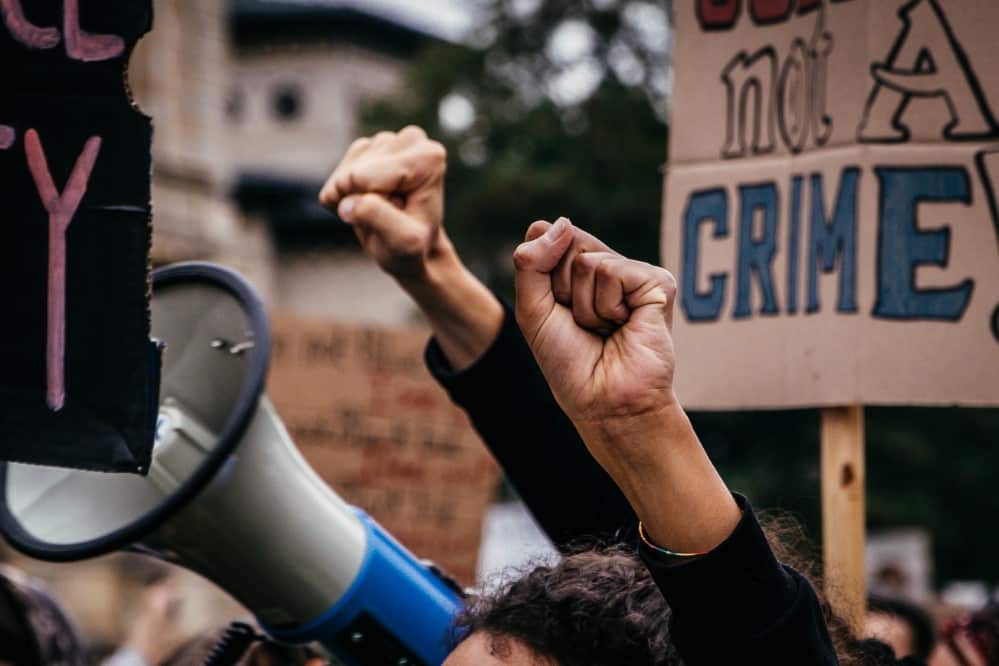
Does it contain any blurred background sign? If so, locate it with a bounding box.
[268,316,500,585]
[0,0,160,473]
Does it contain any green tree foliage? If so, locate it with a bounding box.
[362,0,999,589]
[361,0,671,292]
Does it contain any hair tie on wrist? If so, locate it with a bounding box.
[638,521,711,558]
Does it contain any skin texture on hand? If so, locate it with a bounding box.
[319,126,502,370]
[512,218,741,554]
[513,217,677,423]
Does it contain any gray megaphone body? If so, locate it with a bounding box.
[0,263,463,665]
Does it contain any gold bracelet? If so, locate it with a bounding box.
[638,521,712,558]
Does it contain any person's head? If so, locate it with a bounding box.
[929,604,999,666]
[866,595,935,661]
[0,565,88,666]
[444,545,679,666]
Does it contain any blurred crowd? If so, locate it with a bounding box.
[1,559,997,665]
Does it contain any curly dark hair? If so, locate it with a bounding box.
[451,544,681,666]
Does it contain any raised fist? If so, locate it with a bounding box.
[513,217,679,464]
[319,126,449,279]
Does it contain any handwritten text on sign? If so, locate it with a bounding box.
[268,317,500,585]
[663,0,999,409]
[1,0,123,410]
[0,0,158,472]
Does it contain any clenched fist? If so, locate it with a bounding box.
[513,218,739,554]
[319,126,503,370]
[319,126,450,279]
[514,217,678,425]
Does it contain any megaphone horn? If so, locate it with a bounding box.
[0,262,463,666]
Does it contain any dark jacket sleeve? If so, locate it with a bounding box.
[424,301,636,549]
[640,495,839,665]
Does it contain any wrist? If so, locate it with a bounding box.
[395,233,503,371]
[394,231,462,296]
[571,394,685,462]
[572,398,741,553]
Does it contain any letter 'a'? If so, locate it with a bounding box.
[859,0,999,143]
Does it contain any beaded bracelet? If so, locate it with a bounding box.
[638,521,712,558]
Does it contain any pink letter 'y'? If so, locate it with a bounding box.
[25,129,102,411]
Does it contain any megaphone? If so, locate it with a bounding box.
[0,263,463,665]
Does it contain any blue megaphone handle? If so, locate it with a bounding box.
[262,509,464,665]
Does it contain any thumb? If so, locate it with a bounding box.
[339,193,425,254]
[513,217,573,340]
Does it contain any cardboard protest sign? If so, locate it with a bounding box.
[268,317,501,585]
[663,0,999,409]
[0,1,160,471]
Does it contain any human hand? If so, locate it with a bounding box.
[123,579,181,664]
[319,126,450,279]
[513,217,678,446]
[513,218,740,553]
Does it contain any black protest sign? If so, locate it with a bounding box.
[0,0,160,473]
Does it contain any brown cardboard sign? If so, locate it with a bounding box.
[268,317,500,585]
[663,0,999,409]
[0,0,160,471]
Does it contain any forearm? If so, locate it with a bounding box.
[573,399,741,554]
[397,237,503,371]
[425,303,638,547]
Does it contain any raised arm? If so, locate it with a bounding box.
[319,127,636,547]
[512,217,839,664]
[319,126,502,370]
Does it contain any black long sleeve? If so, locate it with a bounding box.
[424,301,636,548]
[424,303,846,665]
[640,494,839,665]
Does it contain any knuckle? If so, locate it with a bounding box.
[400,125,427,139]
[659,268,678,293]
[595,258,617,279]
[525,220,550,241]
[512,245,532,270]
[318,185,336,208]
[427,140,447,161]
[349,137,371,152]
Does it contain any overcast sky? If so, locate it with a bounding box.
[271,0,473,41]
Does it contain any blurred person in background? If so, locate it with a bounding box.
[103,576,181,666]
[928,604,999,666]
[158,625,326,666]
[867,596,936,663]
[0,563,88,666]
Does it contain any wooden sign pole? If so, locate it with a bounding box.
[821,405,867,635]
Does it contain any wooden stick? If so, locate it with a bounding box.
[821,405,867,635]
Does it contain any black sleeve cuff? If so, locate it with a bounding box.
[424,298,526,409]
[641,495,838,664]
[640,495,797,631]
